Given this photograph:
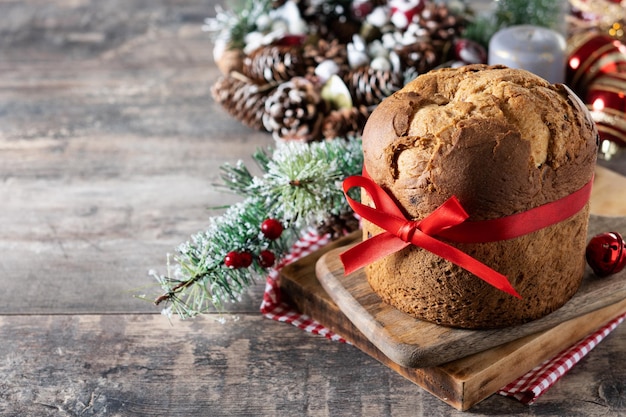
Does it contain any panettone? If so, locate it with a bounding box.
[358,64,598,329]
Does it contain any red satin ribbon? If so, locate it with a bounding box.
[340,172,594,299]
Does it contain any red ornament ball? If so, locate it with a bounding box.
[585,232,626,277]
[258,250,276,268]
[261,218,284,240]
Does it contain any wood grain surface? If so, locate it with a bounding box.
[1,1,625,416]
[281,247,626,409]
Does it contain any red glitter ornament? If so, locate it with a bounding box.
[258,250,276,268]
[566,32,626,96]
[261,218,284,240]
[585,72,626,147]
[585,232,626,277]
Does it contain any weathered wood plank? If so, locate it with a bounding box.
[0,0,217,63]
[0,0,273,314]
[0,1,624,416]
[0,313,623,417]
[0,134,271,314]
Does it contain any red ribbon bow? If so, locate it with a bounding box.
[340,172,593,299]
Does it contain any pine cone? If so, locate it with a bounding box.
[303,38,349,76]
[216,48,245,75]
[322,105,371,139]
[344,67,404,107]
[416,2,466,42]
[211,75,273,131]
[316,210,360,239]
[394,40,440,74]
[263,77,326,142]
[243,45,307,84]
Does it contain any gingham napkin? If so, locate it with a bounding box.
[498,311,626,404]
[261,229,626,404]
[261,229,346,343]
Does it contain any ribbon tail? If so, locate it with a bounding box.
[459,256,521,299]
[340,232,410,275]
[413,231,522,299]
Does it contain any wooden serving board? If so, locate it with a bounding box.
[278,214,626,411]
[316,215,626,368]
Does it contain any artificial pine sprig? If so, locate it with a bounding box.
[464,0,565,49]
[152,197,295,318]
[150,136,363,319]
[202,0,272,50]
[494,0,564,30]
[250,139,364,228]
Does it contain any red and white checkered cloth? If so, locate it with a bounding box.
[260,228,346,343]
[498,311,626,404]
[261,229,626,404]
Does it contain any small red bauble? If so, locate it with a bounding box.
[261,218,284,240]
[454,38,487,65]
[224,251,241,268]
[258,250,276,268]
[275,34,306,47]
[238,251,253,268]
[585,232,626,277]
[351,0,374,20]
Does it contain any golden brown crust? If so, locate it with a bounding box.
[361,65,598,329]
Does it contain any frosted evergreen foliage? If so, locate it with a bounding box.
[150,136,363,319]
[464,0,564,48]
[251,139,364,228]
[202,0,272,50]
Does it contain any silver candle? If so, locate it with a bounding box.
[488,25,566,84]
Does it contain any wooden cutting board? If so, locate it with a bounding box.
[315,215,626,368]
[279,207,626,412]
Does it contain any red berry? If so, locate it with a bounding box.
[259,250,276,268]
[261,218,283,240]
[238,251,253,268]
[224,251,241,268]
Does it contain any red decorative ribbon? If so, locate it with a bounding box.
[340,172,594,299]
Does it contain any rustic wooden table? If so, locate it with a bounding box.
[1,1,624,416]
